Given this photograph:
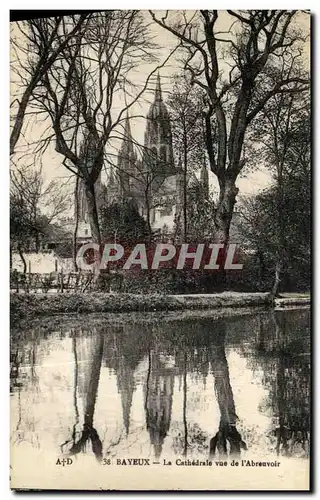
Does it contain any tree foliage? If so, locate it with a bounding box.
[99,200,149,245]
[10,165,71,271]
[244,89,310,293]
[186,181,216,242]
[239,164,310,292]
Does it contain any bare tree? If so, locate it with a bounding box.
[150,10,309,244]
[11,165,71,225]
[10,14,89,155]
[25,11,177,245]
[10,165,71,270]
[251,90,310,296]
[166,76,206,240]
[73,176,80,271]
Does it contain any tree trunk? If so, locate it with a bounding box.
[214,178,239,245]
[73,177,79,271]
[84,180,103,285]
[271,260,282,298]
[145,194,152,241]
[10,85,34,156]
[84,333,104,427]
[35,232,40,253]
[257,248,265,282]
[17,243,27,274]
[183,352,188,457]
[84,181,101,245]
[214,178,239,288]
[183,128,188,242]
[69,332,104,462]
[272,170,285,298]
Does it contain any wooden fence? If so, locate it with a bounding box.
[10,270,95,293]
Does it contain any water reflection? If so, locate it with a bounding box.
[63,333,104,462]
[145,348,175,460]
[208,335,247,459]
[254,312,310,458]
[10,309,310,462]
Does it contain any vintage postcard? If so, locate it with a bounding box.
[10,9,311,491]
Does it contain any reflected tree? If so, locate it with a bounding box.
[255,310,310,457]
[208,329,247,459]
[182,352,188,457]
[62,330,104,462]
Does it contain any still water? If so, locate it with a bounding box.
[10,308,310,464]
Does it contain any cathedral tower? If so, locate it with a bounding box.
[117,113,137,198]
[144,74,175,179]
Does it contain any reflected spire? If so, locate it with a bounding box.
[110,327,146,436]
[144,349,175,460]
[116,362,135,436]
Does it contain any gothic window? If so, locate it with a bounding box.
[161,205,172,216]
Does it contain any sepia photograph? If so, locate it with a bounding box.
[9,8,311,491]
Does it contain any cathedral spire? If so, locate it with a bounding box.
[155,73,162,102]
[116,111,137,198]
[116,363,135,436]
[144,71,175,177]
[124,112,132,138]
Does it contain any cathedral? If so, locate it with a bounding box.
[107,73,182,234]
[76,73,209,240]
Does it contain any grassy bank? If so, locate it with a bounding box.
[275,296,311,307]
[11,291,273,324]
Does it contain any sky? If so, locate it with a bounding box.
[10,10,310,209]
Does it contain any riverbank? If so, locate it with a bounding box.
[274,293,311,308]
[10,291,272,322]
[10,291,310,325]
